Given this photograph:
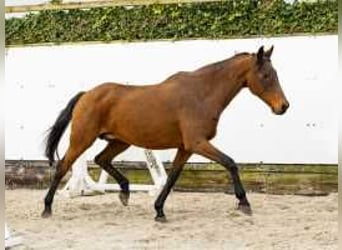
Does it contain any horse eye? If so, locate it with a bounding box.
[263,73,269,79]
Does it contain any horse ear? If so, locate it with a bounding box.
[264,45,274,58]
[257,46,264,65]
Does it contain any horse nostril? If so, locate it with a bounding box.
[281,103,289,113]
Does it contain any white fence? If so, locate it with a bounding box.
[5,35,338,164]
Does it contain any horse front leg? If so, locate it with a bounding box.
[154,148,192,222]
[191,140,252,215]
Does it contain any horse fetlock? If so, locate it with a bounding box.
[237,202,252,216]
[238,195,249,205]
[119,191,129,206]
[119,181,129,193]
[236,196,252,215]
[154,203,166,222]
[235,189,248,203]
[155,215,167,223]
[154,201,163,212]
[119,181,130,206]
[41,207,52,218]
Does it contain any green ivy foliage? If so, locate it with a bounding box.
[5,0,337,45]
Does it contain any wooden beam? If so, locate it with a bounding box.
[5,160,338,194]
[5,0,220,13]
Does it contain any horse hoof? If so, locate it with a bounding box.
[155,216,167,223]
[237,203,252,216]
[41,209,52,218]
[119,192,129,206]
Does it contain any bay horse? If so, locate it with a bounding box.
[42,46,289,222]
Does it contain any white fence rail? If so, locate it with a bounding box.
[5,35,338,164]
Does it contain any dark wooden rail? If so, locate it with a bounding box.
[5,160,337,195]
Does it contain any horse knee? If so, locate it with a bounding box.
[224,157,237,170]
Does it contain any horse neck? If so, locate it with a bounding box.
[202,55,252,114]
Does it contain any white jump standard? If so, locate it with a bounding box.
[59,149,167,198]
[5,224,22,249]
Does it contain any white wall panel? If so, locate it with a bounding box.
[5,35,338,164]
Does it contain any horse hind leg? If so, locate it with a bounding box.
[94,139,130,206]
[42,134,97,218]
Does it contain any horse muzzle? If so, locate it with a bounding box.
[273,101,289,115]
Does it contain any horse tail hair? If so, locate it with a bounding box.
[45,91,85,166]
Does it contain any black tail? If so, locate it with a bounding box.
[45,92,85,166]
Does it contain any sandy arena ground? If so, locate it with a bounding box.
[5,189,338,250]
